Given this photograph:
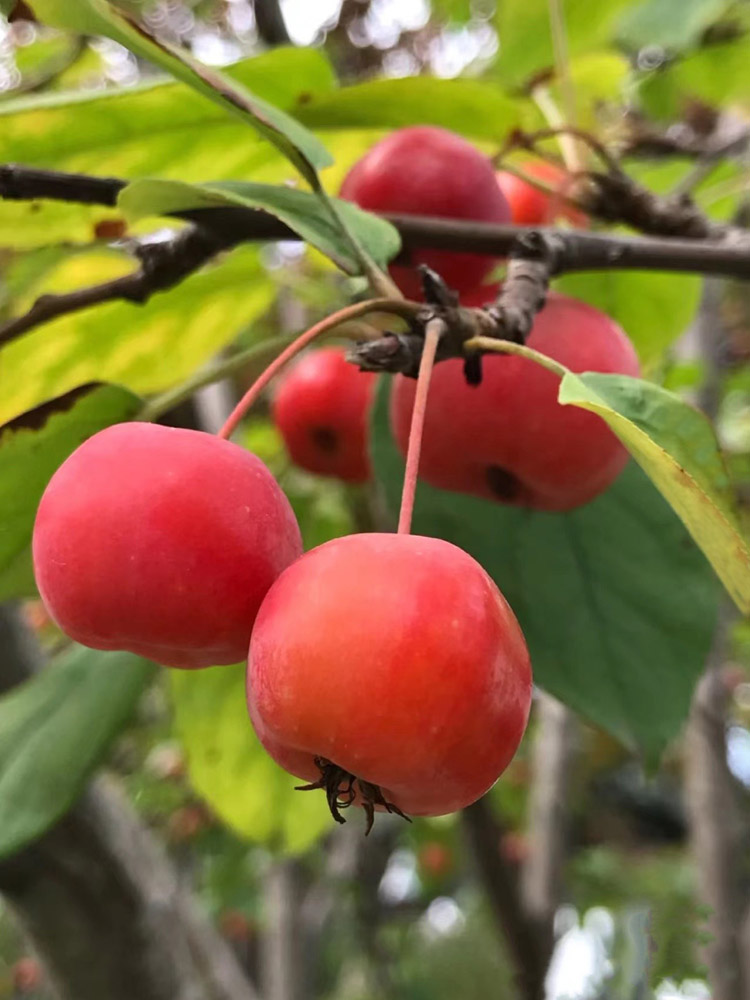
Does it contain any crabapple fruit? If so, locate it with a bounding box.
[247,532,532,823]
[340,126,511,300]
[272,347,376,483]
[33,422,302,669]
[390,292,640,511]
[496,161,588,227]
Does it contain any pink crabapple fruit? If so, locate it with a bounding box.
[32,422,302,669]
[390,292,640,511]
[496,161,589,228]
[340,125,512,300]
[247,532,532,825]
[272,347,376,483]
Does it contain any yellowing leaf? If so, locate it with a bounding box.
[0,246,275,423]
[559,372,750,613]
[171,664,330,854]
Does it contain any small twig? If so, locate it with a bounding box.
[500,126,621,174]
[500,128,729,238]
[0,226,233,347]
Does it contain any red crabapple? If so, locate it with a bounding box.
[340,126,511,300]
[247,532,532,824]
[272,347,376,483]
[390,293,640,511]
[33,423,302,668]
[496,161,588,228]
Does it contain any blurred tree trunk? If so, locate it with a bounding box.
[685,621,746,1000]
[683,279,746,1000]
[462,799,550,1000]
[261,860,308,1000]
[522,694,575,952]
[0,604,260,1000]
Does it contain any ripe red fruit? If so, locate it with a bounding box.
[33,423,302,669]
[340,126,511,300]
[247,533,532,822]
[496,161,588,228]
[272,347,375,483]
[390,293,640,511]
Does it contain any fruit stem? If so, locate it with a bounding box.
[464,337,570,379]
[215,298,420,440]
[397,317,444,535]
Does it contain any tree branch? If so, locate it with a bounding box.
[0,225,236,348]
[3,164,750,351]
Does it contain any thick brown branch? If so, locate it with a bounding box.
[0,165,124,206]
[3,164,750,275]
[3,165,750,349]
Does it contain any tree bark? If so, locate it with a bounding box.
[683,278,745,1000]
[685,633,746,1000]
[0,605,259,1000]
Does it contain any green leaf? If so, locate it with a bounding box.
[553,271,702,364]
[297,76,524,140]
[617,0,733,53]
[558,373,750,614]
[170,663,331,854]
[119,178,401,275]
[493,0,633,88]
[0,56,523,250]
[0,47,335,249]
[371,379,719,761]
[0,245,275,424]
[1,0,15,14]
[0,645,153,858]
[0,383,141,601]
[26,0,331,185]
